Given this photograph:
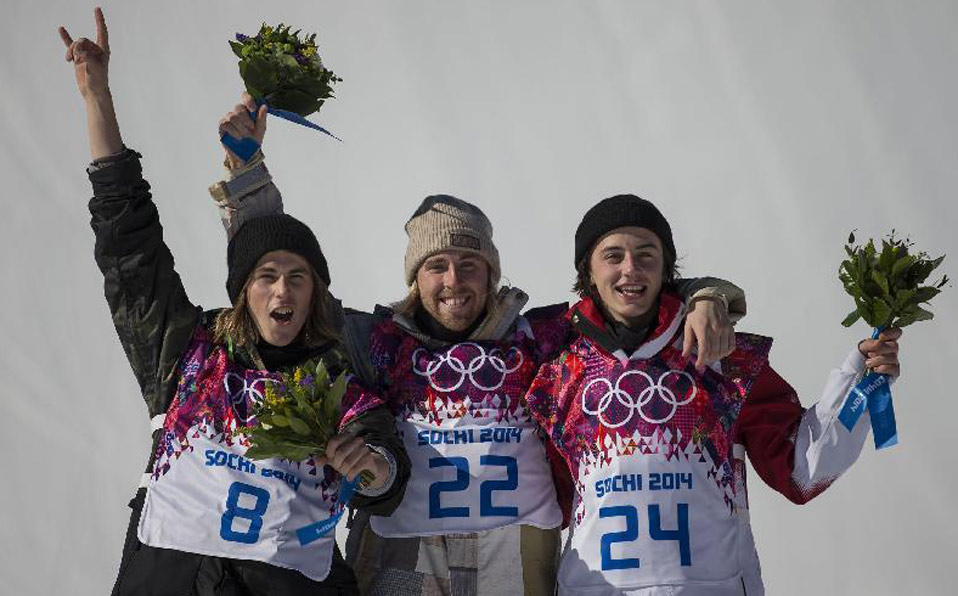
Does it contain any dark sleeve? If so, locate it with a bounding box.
[734,364,822,504]
[341,407,411,515]
[88,149,201,419]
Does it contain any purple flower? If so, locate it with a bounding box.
[294,53,309,66]
[299,374,315,387]
[235,33,250,42]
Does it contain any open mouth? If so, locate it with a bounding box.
[615,284,647,300]
[270,307,294,324]
[439,295,471,308]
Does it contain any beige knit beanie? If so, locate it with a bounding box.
[404,195,501,287]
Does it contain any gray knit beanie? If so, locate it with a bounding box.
[404,195,501,286]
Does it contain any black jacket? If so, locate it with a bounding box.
[88,149,409,514]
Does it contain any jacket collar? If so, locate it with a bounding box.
[569,293,686,363]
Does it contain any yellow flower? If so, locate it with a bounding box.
[294,366,304,383]
[303,46,316,57]
[264,383,280,407]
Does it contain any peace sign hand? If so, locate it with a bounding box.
[59,7,110,100]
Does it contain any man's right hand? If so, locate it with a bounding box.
[219,92,268,169]
[59,7,123,160]
[59,7,110,101]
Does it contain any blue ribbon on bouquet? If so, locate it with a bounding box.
[220,100,341,163]
[837,327,898,450]
[294,476,359,546]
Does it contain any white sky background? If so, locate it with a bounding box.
[1,0,956,594]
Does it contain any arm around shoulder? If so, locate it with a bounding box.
[675,276,747,322]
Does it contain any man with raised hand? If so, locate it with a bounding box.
[60,9,408,595]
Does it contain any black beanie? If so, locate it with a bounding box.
[574,194,675,266]
[226,214,330,304]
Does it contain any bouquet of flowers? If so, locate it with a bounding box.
[230,23,341,117]
[223,23,342,160]
[236,358,374,487]
[837,231,947,449]
[839,231,947,329]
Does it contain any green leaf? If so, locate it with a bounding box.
[287,415,311,436]
[909,255,943,285]
[299,76,334,98]
[314,360,330,388]
[892,288,915,309]
[841,309,861,327]
[879,239,896,271]
[870,270,889,295]
[244,445,283,460]
[229,40,246,59]
[240,56,279,96]
[912,286,941,304]
[324,371,347,424]
[266,88,321,116]
[871,299,892,327]
[891,254,915,279]
[328,372,347,407]
[271,414,290,427]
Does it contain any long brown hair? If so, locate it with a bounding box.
[213,266,340,349]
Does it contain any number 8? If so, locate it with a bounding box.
[220,482,270,544]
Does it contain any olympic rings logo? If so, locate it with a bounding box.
[412,342,524,392]
[581,369,697,428]
[224,373,277,422]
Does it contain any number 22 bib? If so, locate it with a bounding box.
[371,340,562,537]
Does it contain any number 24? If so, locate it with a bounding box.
[600,503,691,570]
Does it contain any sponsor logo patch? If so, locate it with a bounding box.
[450,233,481,250]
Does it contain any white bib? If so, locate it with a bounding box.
[558,445,747,593]
[371,416,562,536]
[138,430,339,581]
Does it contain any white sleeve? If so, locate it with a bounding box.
[790,347,890,490]
[208,150,285,239]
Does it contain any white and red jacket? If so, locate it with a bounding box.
[525,294,875,595]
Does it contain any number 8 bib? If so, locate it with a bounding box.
[139,432,341,582]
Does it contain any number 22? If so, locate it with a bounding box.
[428,456,519,518]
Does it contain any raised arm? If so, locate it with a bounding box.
[210,93,285,238]
[59,7,122,160]
[61,8,199,419]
